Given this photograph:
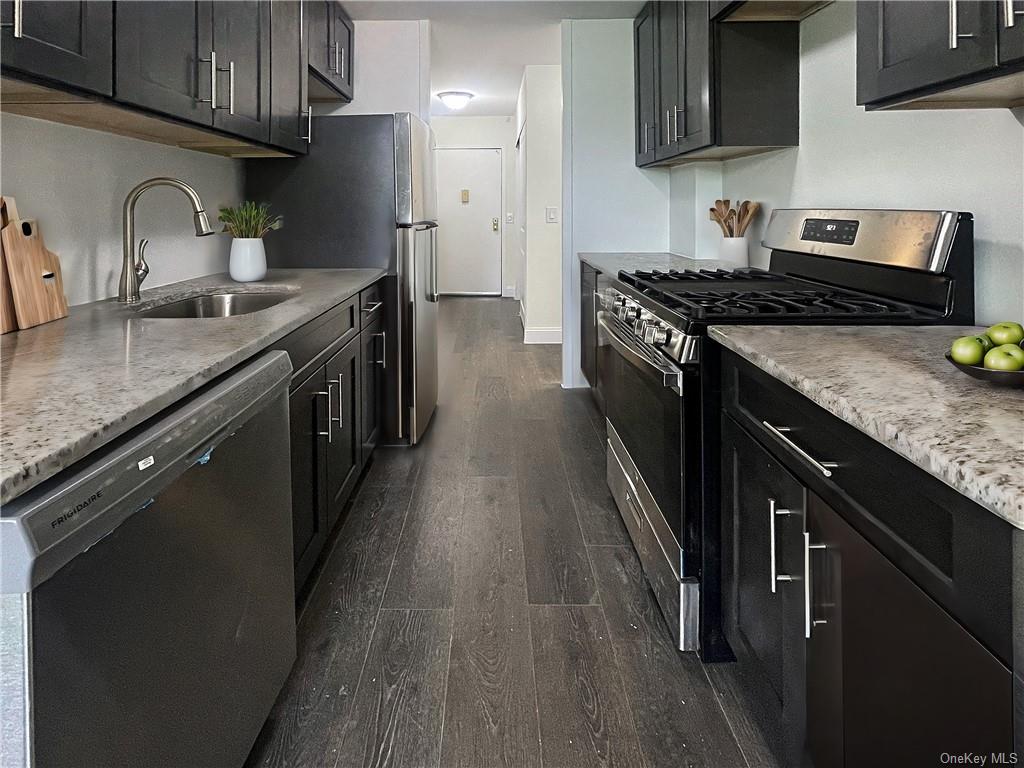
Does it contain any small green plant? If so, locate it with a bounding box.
[218,202,283,239]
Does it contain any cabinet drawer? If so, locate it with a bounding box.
[358,280,384,328]
[720,350,1013,665]
[274,295,358,385]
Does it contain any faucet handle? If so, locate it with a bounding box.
[135,238,151,286]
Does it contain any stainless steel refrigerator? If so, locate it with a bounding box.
[246,112,439,444]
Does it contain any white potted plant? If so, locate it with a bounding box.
[219,201,283,282]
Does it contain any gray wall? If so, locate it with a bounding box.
[713,1,1024,324]
[1,114,243,306]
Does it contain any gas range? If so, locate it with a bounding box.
[598,209,975,660]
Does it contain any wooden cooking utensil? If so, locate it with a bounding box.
[1,218,68,329]
[709,207,730,237]
[0,196,20,333]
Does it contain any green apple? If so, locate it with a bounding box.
[983,346,1024,371]
[996,343,1024,365]
[950,335,989,365]
[986,321,1024,346]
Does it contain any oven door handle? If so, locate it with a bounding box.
[598,314,683,396]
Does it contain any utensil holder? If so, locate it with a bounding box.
[718,236,748,268]
[230,238,267,282]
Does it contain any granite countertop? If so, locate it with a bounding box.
[579,251,734,276]
[0,268,384,505]
[709,325,1024,529]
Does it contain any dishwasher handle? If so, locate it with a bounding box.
[0,351,293,595]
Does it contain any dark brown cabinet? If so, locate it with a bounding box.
[634,0,798,166]
[115,1,215,124]
[806,491,1013,765]
[360,315,384,458]
[211,0,271,143]
[721,416,807,768]
[289,366,329,594]
[1,0,113,96]
[269,0,309,153]
[857,0,1024,108]
[308,0,353,102]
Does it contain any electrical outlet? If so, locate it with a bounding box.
[506,212,514,224]
[545,206,559,224]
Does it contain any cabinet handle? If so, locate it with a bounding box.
[769,498,797,593]
[1,0,24,37]
[227,60,235,115]
[673,105,685,142]
[339,46,344,79]
[198,51,218,110]
[762,421,838,477]
[301,108,313,141]
[328,41,338,72]
[948,0,975,48]
[625,489,644,531]
[332,374,343,429]
[804,531,827,638]
[665,109,671,145]
[316,387,333,442]
[1005,0,1024,26]
[642,122,649,155]
[374,331,387,368]
[361,300,383,315]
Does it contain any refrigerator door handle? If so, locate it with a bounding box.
[428,226,439,303]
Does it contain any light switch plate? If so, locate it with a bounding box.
[506,212,514,224]
[461,189,470,203]
[545,206,559,224]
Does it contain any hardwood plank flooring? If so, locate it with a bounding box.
[247,297,756,768]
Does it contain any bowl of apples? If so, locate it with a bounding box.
[946,322,1024,388]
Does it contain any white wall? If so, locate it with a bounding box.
[431,115,518,296]
[321,20,431,121]
[520,64,563,342]
[0,114,242,306]
[673,1,1024,323]
[561,19,671,385]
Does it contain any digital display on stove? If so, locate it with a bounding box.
[800,218,859,246]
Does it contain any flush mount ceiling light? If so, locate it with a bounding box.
[437,91,474,110]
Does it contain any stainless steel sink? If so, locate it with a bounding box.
[136,292,292,319]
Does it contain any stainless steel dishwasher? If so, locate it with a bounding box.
[1,351,295,768]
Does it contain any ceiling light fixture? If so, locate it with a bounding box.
[437,91,474,110]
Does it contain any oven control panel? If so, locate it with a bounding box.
[801,218,859,246]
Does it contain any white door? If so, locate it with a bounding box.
[436,148,502,295]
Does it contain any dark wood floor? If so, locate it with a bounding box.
[247,298,777,768]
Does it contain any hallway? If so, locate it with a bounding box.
[247,297,771,768]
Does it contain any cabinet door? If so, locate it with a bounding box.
[806,491,1013,766]
[289,367,329,594]
[721,417,806,767]
[580,264,598,387]
[678,0,711,154]
[856,0,999,105]
[999,0,1024,63]
[333,2,354,99]
[269,0,309,153]
[212,0,271,143]
[306,0,331,83]
[325,339,361,531]
[0,0,112,96]
[360,317,383,459]
[115,1,214,125]
[654,0,681,161]
[634,2,658,166]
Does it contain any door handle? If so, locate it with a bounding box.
[374,331,387,368]
[769,498,797,593]
[673,105,685,142]
[804,531,827,638]
[198,51,219,111]
[1,0,24,37]
[427,227,439,302]
[216,60,235,115]
[340,46,345,80]
[948,0,975,48]
[328,42,338,72]
[492,217,499,231]
[301,107,313,142]
[315,387,333,442]
[332,375,343,429]
[1005,0,1024,26]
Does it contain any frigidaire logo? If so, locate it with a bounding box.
[51,490,103,529]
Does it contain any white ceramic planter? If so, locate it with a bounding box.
[718,236,749,268]
[229,238,267,282]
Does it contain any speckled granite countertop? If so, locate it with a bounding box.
[0,268,384,505]
[709,325,1024,529]
[579,251,734,276]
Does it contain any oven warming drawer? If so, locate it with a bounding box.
[606,420,698,652]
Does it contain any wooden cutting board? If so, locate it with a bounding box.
[0,196,19,333]
[1,218,69,329]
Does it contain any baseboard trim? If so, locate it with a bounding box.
[523,327,562,344]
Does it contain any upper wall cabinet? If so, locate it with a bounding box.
[634,1,799,167]
[308,0,354,102]
[857,1,1024,109]
[0,1,113,96]
[117,1,271,144]
[269,0,311,153]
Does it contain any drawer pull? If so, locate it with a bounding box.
[625,489,644,531]
[762,421,838,477]
[769,498,797,593]
[362,301,383,315]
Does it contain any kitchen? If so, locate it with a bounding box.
[1,1,1022,767]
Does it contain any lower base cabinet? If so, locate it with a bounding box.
[289,366,330,595]
[360,314,384,456]
[324,338,361,531]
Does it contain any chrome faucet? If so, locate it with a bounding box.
[119,177,215,303]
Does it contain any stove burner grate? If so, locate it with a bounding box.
[670,289,918,319]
